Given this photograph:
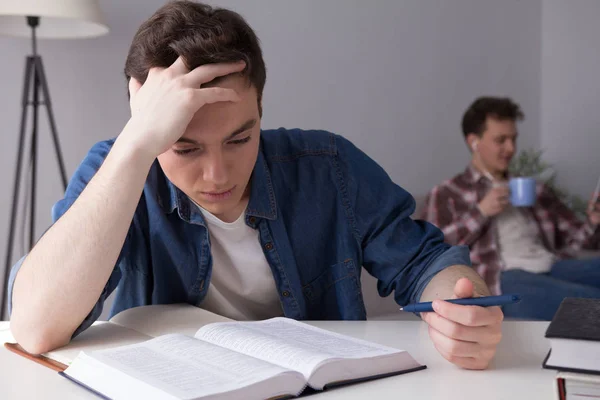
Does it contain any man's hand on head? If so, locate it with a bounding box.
[123,57,246,159]
[421,278,503,370]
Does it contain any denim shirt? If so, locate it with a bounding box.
[8,128,470,336]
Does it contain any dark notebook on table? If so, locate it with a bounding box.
[543,298,600,375]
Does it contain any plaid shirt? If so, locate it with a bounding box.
[420,165,599,294]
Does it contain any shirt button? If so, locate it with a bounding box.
[282,291,290,297]
[265,242,274,250]
[249,217,256,224]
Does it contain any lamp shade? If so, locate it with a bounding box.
[0,0,109,39]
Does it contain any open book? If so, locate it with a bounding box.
[4,305,424,399]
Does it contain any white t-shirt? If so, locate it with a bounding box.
[496,205,557,274]
[194,203,283,321]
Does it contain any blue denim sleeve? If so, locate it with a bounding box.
[7,139,123,338]
[410,245,472,303]
[334,135,472,306]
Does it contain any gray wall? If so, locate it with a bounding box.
[0,0,542,315]
[222,0,542,195]
[541,0,600,199]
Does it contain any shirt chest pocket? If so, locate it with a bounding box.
[301,259,366,318]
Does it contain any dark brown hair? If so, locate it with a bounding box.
[461,96,524,138]
[124,1,266,110]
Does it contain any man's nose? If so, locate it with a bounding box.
[203,151,228,186]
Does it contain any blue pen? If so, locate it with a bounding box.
[400,294,521,313]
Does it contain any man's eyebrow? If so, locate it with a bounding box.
[175,119,257,145]
[175,137,200,145]
[224,118,257,140]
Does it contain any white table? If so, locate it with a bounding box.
[0,320,555,399]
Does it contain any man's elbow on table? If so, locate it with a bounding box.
[9,312,75,355]
[10,311,73,355]
[9,295,76,355]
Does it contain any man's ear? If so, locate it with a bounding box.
[466,133,479,152]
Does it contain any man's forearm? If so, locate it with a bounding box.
[420,265,490,302]
[10,123,155,354]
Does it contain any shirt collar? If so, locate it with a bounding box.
[246,148,278,220]
[463,163,488,185]
[463,163,512,185]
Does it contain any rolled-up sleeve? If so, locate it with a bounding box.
[335,134,472,306]
[410,245,471,303]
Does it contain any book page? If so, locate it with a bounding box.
[110,303,232,337]
[565,380,600,398]
[195,318,402,379]
[85,334,305,400]
[45,322,150,365]
[547,338,600,372]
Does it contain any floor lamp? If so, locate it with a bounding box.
[0,1,109,320]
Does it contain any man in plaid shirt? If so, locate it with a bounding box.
[421,97,600,320]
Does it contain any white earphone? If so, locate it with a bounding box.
[472,140,479,152]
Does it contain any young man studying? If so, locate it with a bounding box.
[421,96,600,320]
[8,1,502,370]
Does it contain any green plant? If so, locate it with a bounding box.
[509,148,588,218]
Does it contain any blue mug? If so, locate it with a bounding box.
[509,177,537,207]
